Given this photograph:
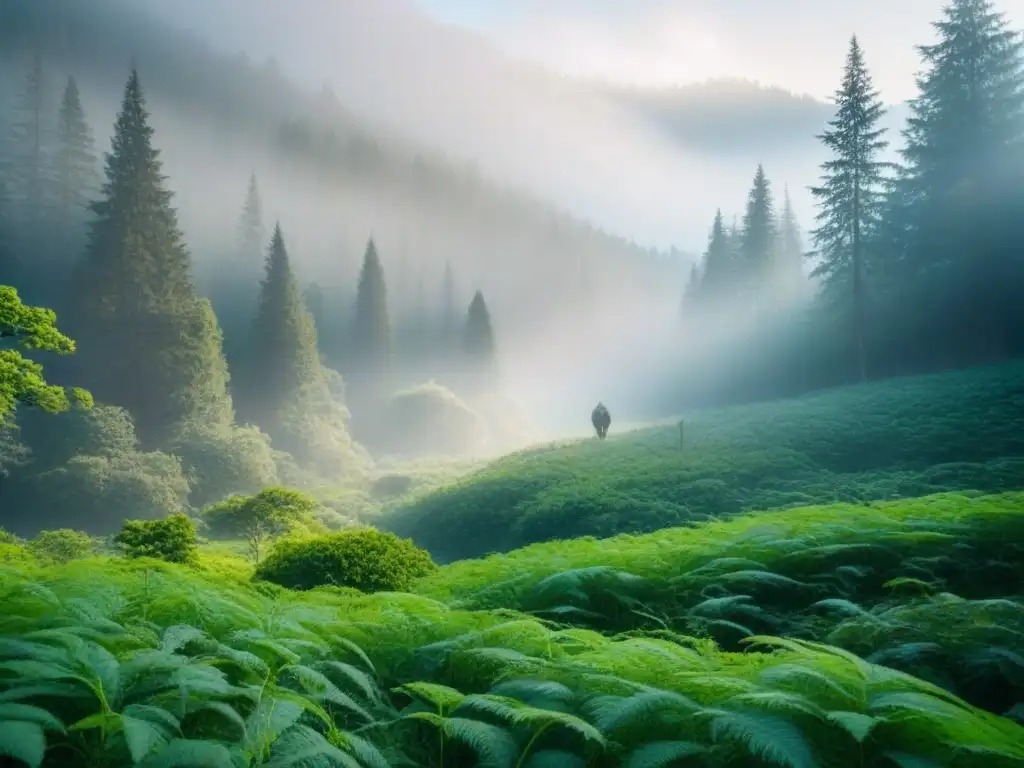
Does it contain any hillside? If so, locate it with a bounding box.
[385,362,1024,562]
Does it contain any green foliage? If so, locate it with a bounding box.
[0,285,91,421]
[202,486,320,563]
[388,361,1024,561]
[27,529,96,564]
[25,451,190,536]
[18,404,138,471]
[68,69,233,448]
[0,552,1019,767]
[254,528,436,593]
[369,380,485,457]
[168,423,278,509]
[114,513,198,564]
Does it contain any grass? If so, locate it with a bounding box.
[385,361,1024,562]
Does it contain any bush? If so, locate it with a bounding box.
[28,529,96,563]
[114,514,198,565]
[169,423,279,509]
[367,381,485,457]
[254,528,436,592]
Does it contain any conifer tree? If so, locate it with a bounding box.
[701,208,734,301]
[775,184,805,289]
[350,238,391,399]
[6,50,53,227]
[236,174,265,275]
[811,36,889,381]
[898,0,1024,356]
[739,164,775,304]
[463,290,496,378]
[70,69,233,447]
[54,76,98,229]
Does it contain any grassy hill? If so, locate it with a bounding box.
[385,362,1024,562]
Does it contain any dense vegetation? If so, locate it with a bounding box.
[388,362,1024,561]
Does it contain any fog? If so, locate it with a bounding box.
[1,0,857,451]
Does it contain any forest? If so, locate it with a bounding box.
[1,0,1023,766]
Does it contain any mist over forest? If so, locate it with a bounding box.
[2,0,1024,537]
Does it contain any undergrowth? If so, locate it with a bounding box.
[0,554,1022,767]
[386,362,1024,561]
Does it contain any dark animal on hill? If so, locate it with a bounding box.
[591,402,611,439]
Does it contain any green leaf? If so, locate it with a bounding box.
[827,711,878,743]
[0,720,46,768]
[624,741,707,768]
[0,703,65,732]
[136,739,237,768]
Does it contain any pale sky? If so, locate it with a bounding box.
[414,0,1024,102]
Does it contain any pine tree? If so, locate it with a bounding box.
[5,50,53,227]
[898,0,1024,358]
[69,69,233,447]
[681,263,702,318]
[463,290,496,378]
[350,238,391,399]
[775,184,805,290]
[739,164,775,304]
[700,208,734,301]
[213,174,266,367]
[811,36,890,381]
[236,174,265,274]
[53,76,98,229]
[235,225,358,474]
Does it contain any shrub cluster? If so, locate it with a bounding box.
[254,527,436,592]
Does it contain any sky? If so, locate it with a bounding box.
[413,0,1023,102]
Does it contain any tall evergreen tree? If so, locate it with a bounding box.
[811,36,890,381]
[53,76,98,229]
[70,69,233,447]
[775,184,805,290]
[236,174,265,274]
[898,0,1024,358]
[5,50,53,227]
[700,208,734,301]
[739,164,775,304]
[463,290,496,380]
[350,238,391,399]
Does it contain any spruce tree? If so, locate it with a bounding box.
[811,35,890,381]
[235,225,358,475]
[350,238,391,399]
[236,174,265,274]
[739,164,775,304]
[775,184,805,290]
[899,0,1024,357]
[463,290,496,379]
[6,50,53,227]
[70,69,233,447]
[700,208,734,301]
[54,76,98,229]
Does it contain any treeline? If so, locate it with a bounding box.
[677,1,1024,405]
[0,67,500,537]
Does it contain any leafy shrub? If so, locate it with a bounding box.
[14,451,190,536]
[367,381,486,457]
[254,528,437,592]
[169,423,279,508]
[201,486,320,562]
[114,513,198,564]
[18,403,138,470]
[28,528,96,563]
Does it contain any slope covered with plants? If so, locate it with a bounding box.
[0,524,1022,767]
[386,362,1024,562]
